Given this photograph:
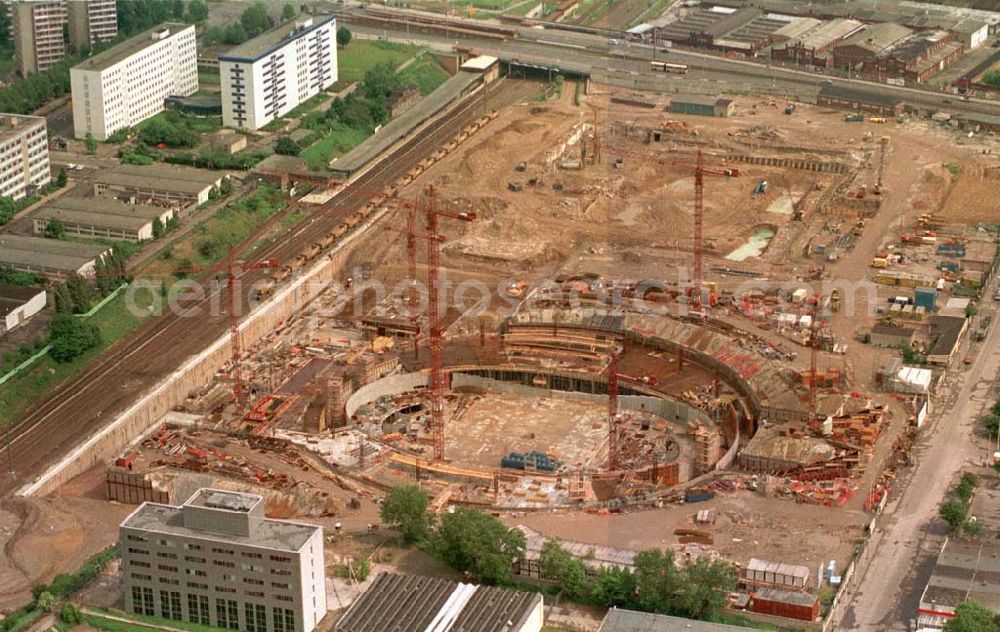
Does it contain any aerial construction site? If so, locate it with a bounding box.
[5,28,1000,631]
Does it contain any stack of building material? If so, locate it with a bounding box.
[830,408,885,451]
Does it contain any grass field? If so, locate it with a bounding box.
[300,119,372,169]
[337,39,423,83]
[197,66,220,85]
[398,54,451,96]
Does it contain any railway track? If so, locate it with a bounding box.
[1,79,532,497]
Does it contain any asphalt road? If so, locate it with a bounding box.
[343,8,1000,120]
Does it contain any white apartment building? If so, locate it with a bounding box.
[67,0,119,51]
[0,114,51,200]
[219,15,338,131]
[70,23,198,140]
[120,489,327,632]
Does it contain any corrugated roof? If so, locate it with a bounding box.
[95,164,221,195]
[599,609,759,631]
[753,588,818,607]
[45,196,168,220]
[818,84,905,108]
[836,22,913,54]
[334,573,541,632]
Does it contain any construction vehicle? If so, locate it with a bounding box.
[844,113,865,123]
[752,179,768,196]
[784,104,796,115]
[869,117,887,123]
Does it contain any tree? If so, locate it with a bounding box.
[59,604,82,625]
[36,591,55,612]
[65,273,92,313]
[274,136,301,156]
[380,485,431,543]
[240,3,272,38]
[84,132,97,155]
[956,473,979,503]
[186,0,209,24]
[220,177,234,196]
[43,218,65,239]
[944,601,1000,632]
[337,25,352,48]
[984,69,1000,88]
[49,314,101,363]
[53,283,74,314]
[965,303,979,318]
[282,3,296,21]
[152,216,165,239]
[940,499,968,532]
[674,557,737,620]
[139,115,198,148]
[632,549,681,614]
[964,519,985,536]
[591,566,636,608]
[539,538,588,601]
[55,167,67,188]
[363,63,401,103]
[434,507,524,585]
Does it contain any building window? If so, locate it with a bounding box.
[127,548,149,556]
[271,582,290,590]
[273,607,295,632]
[242,551,263,559]
[127,534,147,542]
[212,548,234,555]
[156,552,177,560]
[269,555,292,563]
[157,565,178,573]
[213,560,235,568]
[188,594,210,626]
[132,586,154,616]
[184,543,202,551]
[216,599,239,630]
[130,574,152,582]
[245,603,267,632]
[159,590,182,621]
[243,577,264,586]
[185,556,206,564]
[185,568,207,577]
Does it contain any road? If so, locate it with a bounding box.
[0,81,527,498]
[341,6,1000,120]
[841,286,1000,630]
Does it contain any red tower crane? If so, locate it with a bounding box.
[227,246,279,413]
[808,293,823,427]
[607,350,620,472]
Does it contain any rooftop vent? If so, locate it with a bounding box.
[203,492,254,512]
[151,27,169,41]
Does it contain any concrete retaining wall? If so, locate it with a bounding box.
[21,207,391,497]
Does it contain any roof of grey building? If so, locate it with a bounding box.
[329,70,482,177]
[121,499,318,552]
[0,114,46,143]
[928,315,966,357]
[707,0,1000,29]
[219,15,336,63]
[836,22,913,54]
[818,84,905,107]
[73,23,192,72]
[921,538,1000,612]
[0,283,45,318]
[952,18,989,34]
[0,235,110,273]
[599,609,759,631]
[671,95,728,108]
[334,572,542,632]
[752,588,818,607]
[32,206,154,232]
[871,323,915,337]
[790,18,865,51]
[772,17,821,42]
[46,196,170,220]
[95,164,222,194]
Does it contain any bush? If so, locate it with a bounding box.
[274,136,301,156]
[380,485,431,543]
[48,314,101,363]
[940,499,968,532]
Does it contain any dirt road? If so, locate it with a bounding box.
[840,286,1000,630]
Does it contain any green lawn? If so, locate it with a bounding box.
[398,54,451,96]
[300,119,371,168]
[87,608,229,632]
[338,39,422,83]
[197,66,220,85]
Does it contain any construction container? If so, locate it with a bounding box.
[749,589,819,622]
[871,257,888,269]
[938,260,961,273]
[791,288,808,304]
[914,287,937,311]
[684,490,714,503]
[937,243,965,257]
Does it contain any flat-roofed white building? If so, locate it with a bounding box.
[120,489,327,632]
[219,16,338,131]
[70,23,198,140]
[0,113,51,200]
[31,196,174,241]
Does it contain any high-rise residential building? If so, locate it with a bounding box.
[11,0,67,76]
[219,15,338,131]
[120,489,327,632]
[70,23,198,140]
[0,114,51,200]
[67,0,118,52]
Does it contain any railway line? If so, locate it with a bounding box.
[0,79,531,497]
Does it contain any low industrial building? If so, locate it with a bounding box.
[816,84,905,116]
[32,197,174,242]
[120,489,327,632]
[926,315,968,365]
[334,572,544,632]
[0,235,111,278]
[869,324,916,348]
[515,525,636,578]
[654,7,783,55]
[831,22,914,69]
[740,558,811,591]
[0,283,46,336]
[748,588,819,622]
[598,609,759,631]
[951,19,990,50]
[669,95,734,117]
[771,18,865,68]
[917,538,1000,629]
[94,164,224,207]
[863,31,964,83]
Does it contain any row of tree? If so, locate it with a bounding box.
[939,473,984,536]
[379,485,737,621]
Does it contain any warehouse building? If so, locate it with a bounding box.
[0,283,46,336]
[31,197,174,242]
[771,18,865,68]
[219,16,338,131]
[655,7,783,55]
[832,22,914,69]
[869,324,916,348]
[863,31,964,83]
[0,235,111,278]
[669,95,734,117]
[334,572,543,632]
[816,84,906,116]
[0,113,51,200]
[94,164,223,207]
[926,315,968,366]
[598,609,758,631]
[120,489,326,632]
[951,19,989,50]
[71,23,198,140]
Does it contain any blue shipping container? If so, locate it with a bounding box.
[914,287,937,311]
